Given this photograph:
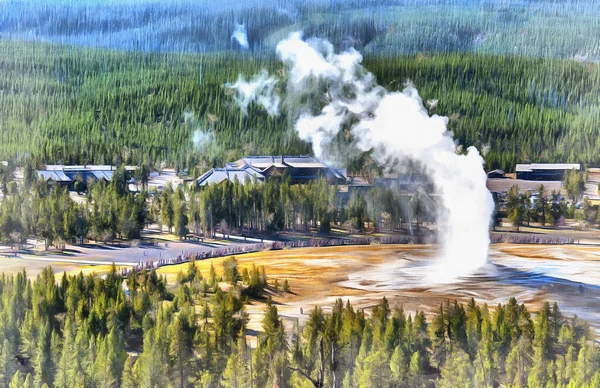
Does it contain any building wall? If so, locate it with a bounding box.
[516,170,569,181]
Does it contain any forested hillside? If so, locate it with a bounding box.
[0,39,599,173]
[1,0,600,59]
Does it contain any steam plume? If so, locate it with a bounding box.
[229,32,495,278]
[225,70,280,116]
[184,110,214,151]
[231,23,250,50]
[192,130,212,150]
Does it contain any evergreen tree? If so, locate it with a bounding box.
[438,349,474,388]
[0,339,17,387]
[389,345,408,385]
[169,305,197,388]
[8,370,24,388]
[33,321,56,388]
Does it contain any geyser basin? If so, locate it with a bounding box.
[336,245,600,330]
[227,32,495,275]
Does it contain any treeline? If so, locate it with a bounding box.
[1,0,600,58]
[503,172,596,230]
[0,169,426,250]
[1,39,600,174]
[0,166,146,250]
[0,261,598,387]
[154,176,422,238]
[505,184,569,230]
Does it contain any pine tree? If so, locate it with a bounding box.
[8,370,24,388]
[465,298,481,358]
[430,303,447,368]
[138,328,167,387]
[23,373,34,388]
[534,302,552,359]
[68,326,89,386]
[438,349,474,388]
[357,348,392,388]
[54,317,76,388]
[86,335,98,388]
[222,256,239,285]
[169,306,197,388]
[0,339,17,387]
[121,355,139,388]
[505,336,533,387]
[409,350,423,377]
[94,326,127,387]
[389,345,408,385]
[222,352,251,388]
[574,338,598,385]
[474,305,496,387]
[33,321,56,388]
[353,327,372,385]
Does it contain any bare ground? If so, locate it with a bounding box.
[155,243,600,334]
[2,238,599,334]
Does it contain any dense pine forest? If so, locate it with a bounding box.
[0,263,597,387]
[1,39,599,173]
[2,0,600,58]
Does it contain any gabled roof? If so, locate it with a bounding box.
[91,170,114,180]
[516,163,580,172]
[45,165,116,172]
[37,170,72,182]
[333,168,347,179]
[38,165,120,182]
[227,156,285,170]
[283,156,327,169]
[196,168,265,187]
[227,155,346,178]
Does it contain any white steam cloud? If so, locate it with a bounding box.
[225,70,280,116]
[231,23,249,50]
[192,130,212,150]
[184,110,214,150]
[229,32,495,278]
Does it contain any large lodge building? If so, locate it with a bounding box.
[196,155,348,187]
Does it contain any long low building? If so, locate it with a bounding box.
[227,156,347,184]
[198,155,347,187]
[37,165,137,190]
[515,163,580,181]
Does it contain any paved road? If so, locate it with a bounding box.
[13,239,260,267]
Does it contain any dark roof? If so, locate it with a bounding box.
[515,163,580,172]
[226,155,347,180]
[37,170,72,182]
[196,168,264,186]
[37,165,126,183]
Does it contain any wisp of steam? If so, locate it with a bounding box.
[227,32,494,279]
[231,23,250,50]
[225,70,280,117]
[184,110,214,151]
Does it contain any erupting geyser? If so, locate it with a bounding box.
[228,32,495,279]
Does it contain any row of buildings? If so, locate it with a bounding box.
[35,156,434,209]
[34,157,350,191]
[36,165,137,190]
[487,163,581,181]
[35,159,583,196]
